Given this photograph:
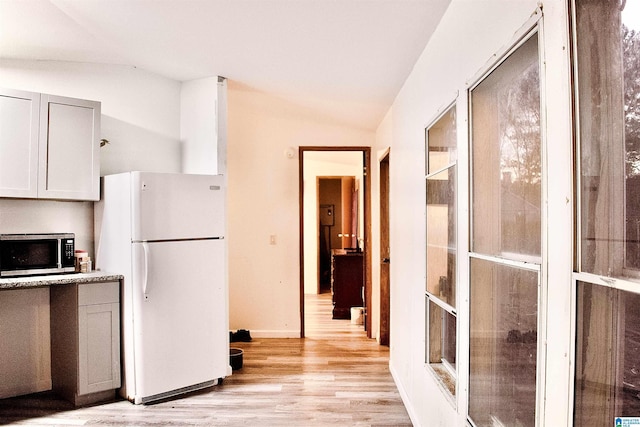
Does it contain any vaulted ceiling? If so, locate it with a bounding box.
[0,0,451,130]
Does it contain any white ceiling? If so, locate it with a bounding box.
[0,0,451,130]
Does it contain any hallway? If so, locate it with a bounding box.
[0,293,411,426]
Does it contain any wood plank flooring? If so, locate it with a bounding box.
[0,293,412,426]
[305,292,367,339]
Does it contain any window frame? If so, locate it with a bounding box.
[466,16,546,426]
[569,0,640,421]
[570,271,640,424]
[425,99,459,403]
[468,31,544,265]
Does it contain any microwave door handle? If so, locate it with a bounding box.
[142,242,150,301]
[57,238,62,268]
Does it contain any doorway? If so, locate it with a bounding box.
[318,177,358,294]
[299,147,372,338]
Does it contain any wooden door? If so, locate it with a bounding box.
[379,152,390,346]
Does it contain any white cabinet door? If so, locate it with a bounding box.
[51,281,121,404]
[78,302,120,395]
[38,94,101,200]
[77,282,120,396]
[0,88,40,198]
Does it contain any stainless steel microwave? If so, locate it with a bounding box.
[0,233,75,277]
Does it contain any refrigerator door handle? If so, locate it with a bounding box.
[142,241,150,300]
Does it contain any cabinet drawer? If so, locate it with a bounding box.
[78,282,119,306]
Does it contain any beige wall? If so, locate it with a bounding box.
[227,83,374,337]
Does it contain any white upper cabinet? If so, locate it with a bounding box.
[0,88,40,198]
[0,88,101,201]
[38,94,100,200]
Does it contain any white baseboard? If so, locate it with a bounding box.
[232,329,300,339]
[389,362,420,427]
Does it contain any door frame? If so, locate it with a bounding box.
[299,146,372,338]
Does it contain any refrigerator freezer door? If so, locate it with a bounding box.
[131,172,225,242]
[130,239,228,403]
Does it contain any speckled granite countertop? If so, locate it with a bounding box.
[0,271,123,290]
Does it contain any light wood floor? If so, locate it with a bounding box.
[0,293,411,426]
[304,292,368,338]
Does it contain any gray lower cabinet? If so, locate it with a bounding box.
[50,281,121,406]
[0,287,51,399]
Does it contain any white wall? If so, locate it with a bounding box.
[0,59,183,258]
[302,152,363,295]
[180,76,218,174]
[378,1,574,425]
[0,199,94,256]
[0,59,182,176]
[227,82,374,337]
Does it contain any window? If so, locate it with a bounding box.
[425,105,457,396]
[573,1,640,425]
[471,35,541,263]
[469,258,538,426]
[468,32,541,427]
[575,0,640,278]
[575,282,640,425]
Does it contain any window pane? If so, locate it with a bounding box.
[469,258,538,427]
[471,35,541,260]
[426,166,456,307]
[426,104,458,398]
[574,282,640,425]
[427,107,457,174]
[576,0,640,277]
[427,298,456,397]
[428,299,457,368]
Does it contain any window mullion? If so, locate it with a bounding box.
[426,292,457,315]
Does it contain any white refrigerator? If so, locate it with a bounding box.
[94,172,229,404]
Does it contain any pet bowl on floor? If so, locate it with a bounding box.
[230,348,244,370]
